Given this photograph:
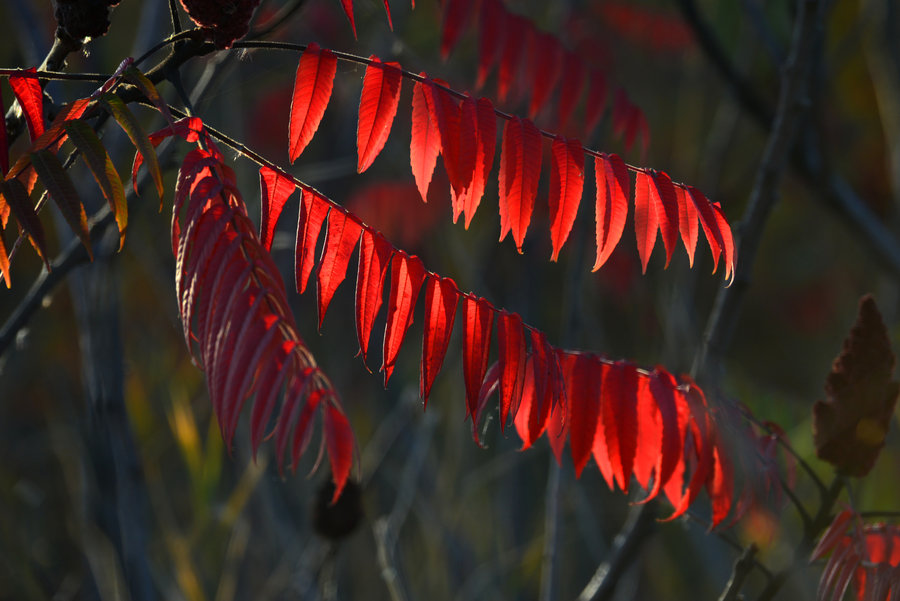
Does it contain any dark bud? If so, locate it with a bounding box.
[312,479,363,541]
[54,0,119,41]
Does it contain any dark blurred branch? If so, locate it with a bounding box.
[718,544,758,601]
[693,0,826,385]
[576,502,657,601]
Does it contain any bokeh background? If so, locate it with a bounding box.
[1,0,900,599]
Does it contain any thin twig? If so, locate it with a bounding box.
[718,544,759,601]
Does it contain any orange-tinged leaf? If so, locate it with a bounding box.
[601,361,638,492]
[476,0,504,89]
[382,252,426,386]
[592,153,629,271]
[357,57,403,173]
[0,178,48,269]
[633,171,657,274]
[295,189,330,293]
[9,69,44,141]
[0,229,8,288]
[570,354,603,477]
[101,94,164,203]
[648,170,679,267]
[64,120,128,249]
[410,77,441,202]
[317,210,363,329]
[289,43,338,163]
[463,295,494,419]
[420,275,459,406]
[498,116,542,252]
[6,98,90,185]
[339,0,357,37]
[258,166,296,252]
[675,184,699,267]
[557,53,585,131]
[0,86,8,175]
[30,149,92,260]
[460,96,496,229]
[324,404,354,502]
[497,310,526,429]
[548,136,585,261]
[355,229,393,366]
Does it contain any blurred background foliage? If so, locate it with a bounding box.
[0,0,899,599]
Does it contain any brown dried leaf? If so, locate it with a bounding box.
[813,295,899,477]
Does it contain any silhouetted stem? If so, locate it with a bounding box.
[718,544,758,601]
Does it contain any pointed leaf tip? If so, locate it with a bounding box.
[289,43,338,163]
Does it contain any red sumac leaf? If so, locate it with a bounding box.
[548,136,585,261]
[645,369,681,501]
[420,275,460,407]
[355,230,393,366]
[675,184,699,267]
[440,0,474,59]
[258,166,296,252]
[9,69,44,141]
[473,361,500,444]
[0,178,49,269]
[712,202,736,285]
[497,311,526,429]
[497,13,525,103]
[317,211,363,329]
[529,31,562,119]
[707,437,734,527]
[382,252,426,386]
[357,57,403,173]
[811,510,854,561]
[601,361,639,492]
[295,189,330,293]
[685,185,724,274]
[339,0,357,38]
[0,86,8,175]
[325,404,354,502]
[463,295,494,419]
[547,351,575,464]
[498,116,542,252]
[476,0,504,89]
[592,153,629,271]
[429,83,475,204]
[584,69,607,138]
[648,171,679,267]
[410,77,441,202]
[289,43,338,163]
[569,354,603,477]
[382,0,393,30]
[633,171,658,274]
[459,96,496,229]
[514,355,538,449]
[557,53,586,131]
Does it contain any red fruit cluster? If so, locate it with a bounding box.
[179,0,261,48]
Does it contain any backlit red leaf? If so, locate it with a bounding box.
[648,170,679,267]
[497,311,526,429]
[355,230,393,366]
[473,361,500,444]
[295,189,330,293]
[460,96,496,228]
[382,0,393,30]
[0,178,48,269]
[410,77,442,202]
[462,295,494,419]
[339,0,357,38]
[547,351,575,464]
[420,275,460,406]
[601,361,638,492]
[357,57,403,173]
[514,356,538,449]
[259,166,296,251]
[0,87,8,175]
[498,116,542,252]
[9,69,44,141]
[429,83,476,203]
[317,210,363,329]
[645,370,681,501]
[570,354,603,476]
[712,202,736,285]
[633,171,658,274]
[289,43,337,163]
[548,136,585,261]
[382,252,426,386]
[324,404,354,501]
[685,185,724,274]
[675,184,699,267]
[592,153,629,271]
